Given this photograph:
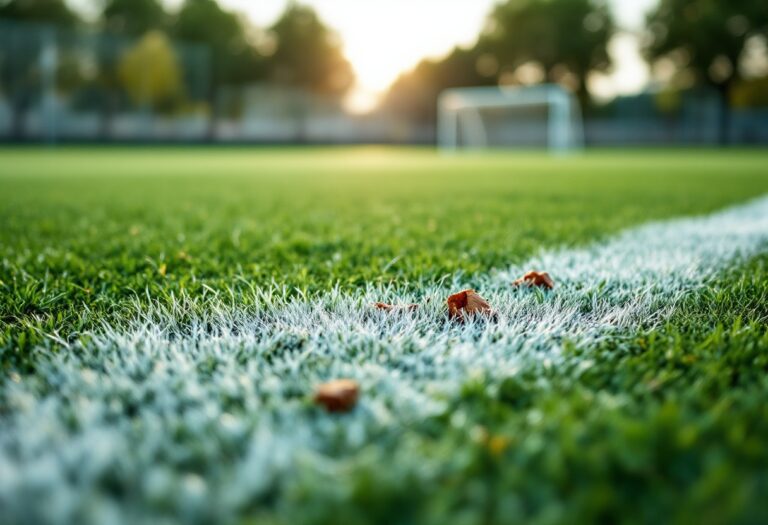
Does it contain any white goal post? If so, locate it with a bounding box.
[437,84,584,153]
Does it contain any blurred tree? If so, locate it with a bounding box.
[95,0,169,137]
[118,30,183,112]
[731,77,768,108]
[174,0,265,86]
[267,3,354,97]
[645,0,768,143]
[382,46,494,123]
[0,0,81,139]
[381,0,612,124]
[0,0,79,26]
[173,0,267,134]
[101,0,167,36]
[482,0,614,106]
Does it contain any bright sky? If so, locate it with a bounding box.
[219,0,659,112]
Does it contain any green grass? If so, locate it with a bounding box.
[2,147,768,364]
[292,256,768,525]
[1,147,768,524]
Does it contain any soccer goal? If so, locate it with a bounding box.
[437,84,584,153]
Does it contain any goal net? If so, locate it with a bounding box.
[437,85,584,153]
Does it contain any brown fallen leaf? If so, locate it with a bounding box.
[314,379,360,412]
[373,302,419,312]
[512,271,554,289]
[446,289,494,321]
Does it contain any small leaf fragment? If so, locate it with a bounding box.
[314,379,360,412]
[446,289,494,321]
[513,271,554,289]
[373,302,419,312]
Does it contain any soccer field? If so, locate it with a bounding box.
[2,147,768,524]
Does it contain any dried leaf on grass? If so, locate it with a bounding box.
[513,271,554,289]
[314,379,360,412]
[446,289,494,321]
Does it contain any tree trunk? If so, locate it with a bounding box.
[576,74,590,114]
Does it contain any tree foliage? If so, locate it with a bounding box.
[267,3,354,97]
[731,76,768,108]
[646,0,768,90]
[382,46,494,122]
[118,30,183,111]
[645,0,768,142]
[382,0,614,122]
[173,0,265,86]
[0,0,79,26]
[483,0,614,98]
[102,0,167,36]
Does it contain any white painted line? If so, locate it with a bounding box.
[2,196,768,522]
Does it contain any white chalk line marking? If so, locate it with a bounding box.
[1,196,768,523]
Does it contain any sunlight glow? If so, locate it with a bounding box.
[224,0,492,112]
[216,0,657,112]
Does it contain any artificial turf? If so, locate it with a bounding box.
[1,147,768,524]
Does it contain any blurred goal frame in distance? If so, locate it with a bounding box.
[437,84,584,154]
